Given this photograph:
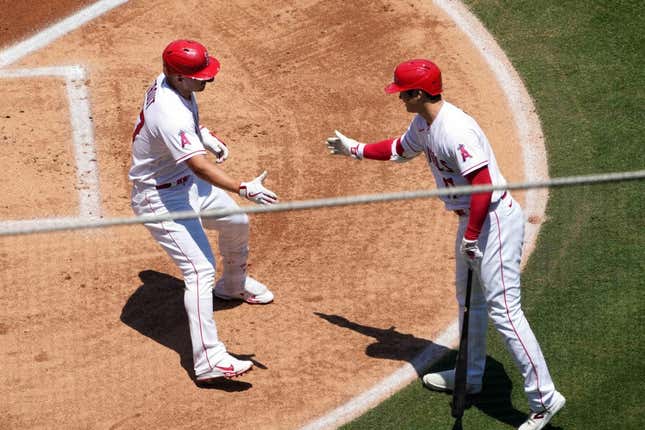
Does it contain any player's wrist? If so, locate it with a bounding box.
[353,143,365,159]
[463,229,479,241]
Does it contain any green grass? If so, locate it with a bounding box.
[342,1,644,429]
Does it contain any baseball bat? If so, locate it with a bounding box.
[451,268,473,422]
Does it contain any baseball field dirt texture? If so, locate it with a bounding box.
[0,1,540,428]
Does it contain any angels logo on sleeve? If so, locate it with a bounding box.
[179,130,191,148]
[457,144,472,162]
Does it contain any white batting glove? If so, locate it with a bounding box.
[460,238,483,267]
[326,130,364,159]
[239,171,278,205]
[200,126,229,163]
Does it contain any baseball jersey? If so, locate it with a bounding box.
[399,101,507,210]
[128,73,207,186]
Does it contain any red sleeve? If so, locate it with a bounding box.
[363,138,395,160]
[464,166,493,240]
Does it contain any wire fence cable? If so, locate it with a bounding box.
[1,169,643,237]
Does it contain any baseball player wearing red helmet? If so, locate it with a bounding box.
[129,39,277,383]
[327,59,565,430]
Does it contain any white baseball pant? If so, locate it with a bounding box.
[131,175,249,376]
[454,193,557,411]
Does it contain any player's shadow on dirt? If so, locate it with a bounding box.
[120,270,254,391]
[314,312,450,376]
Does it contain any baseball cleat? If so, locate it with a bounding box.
[196,354,253,382]
[422,369,482,394]
[518,391,566,430]
[214,276,274,304]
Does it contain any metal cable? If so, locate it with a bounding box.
[1,169,643,237]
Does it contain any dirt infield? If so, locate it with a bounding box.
[0,1,529,429]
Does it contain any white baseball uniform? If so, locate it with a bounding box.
[129,73,251,377]
[400,101,557,411]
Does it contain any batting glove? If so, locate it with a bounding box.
[239,171,278,205]
[200,126,229,163]
[460,238,483,267]
[326,130,364,159]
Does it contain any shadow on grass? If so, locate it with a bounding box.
[120,270,254,391]
[468,357,526,428]
[427,354,562,429]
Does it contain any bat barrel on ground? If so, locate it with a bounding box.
[451,268,473,420]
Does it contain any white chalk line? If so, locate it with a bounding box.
[0,0,130,224]
[299,1,550,429]
[64,67,101,218]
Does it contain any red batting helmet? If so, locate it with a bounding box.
[162,39,221,81]
[384,59,442,95]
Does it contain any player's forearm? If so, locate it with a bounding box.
[464,166,493,240]
[361,138,405,160]
[186,154,240,193]
[361,138,394,160]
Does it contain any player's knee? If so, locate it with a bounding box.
[229,213,249,230]
[184,263,216,292]
[220,213,249,245]
[488,300,523,326]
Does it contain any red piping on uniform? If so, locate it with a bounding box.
[144,193,214,371]
[494,210,546,410]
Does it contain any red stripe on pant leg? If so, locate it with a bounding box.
[493,211,546,410]
[145,194,214,371]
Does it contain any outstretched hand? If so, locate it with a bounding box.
[239,171,278,205]
[326,130,363,159]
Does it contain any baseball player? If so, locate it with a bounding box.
[129,39,277,382]
[326,59,565,430]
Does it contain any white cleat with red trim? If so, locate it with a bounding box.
[518,391,566,430]
[195,353,253,382]
[214,276,274,304]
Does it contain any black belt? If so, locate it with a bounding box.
[155,175,189,190]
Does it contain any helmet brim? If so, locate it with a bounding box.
[166,56,221,81]
[384,81,443,96]
[187,56,221,81]
[384,82,407,94]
